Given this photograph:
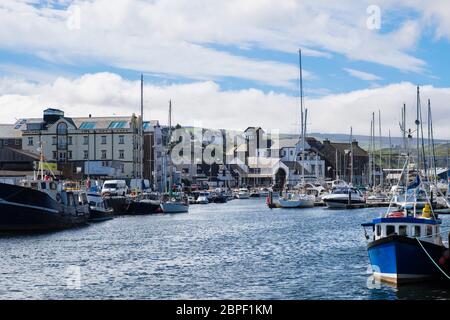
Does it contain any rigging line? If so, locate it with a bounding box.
[415,237,450,280]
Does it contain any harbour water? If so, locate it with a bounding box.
[0,199,449,300]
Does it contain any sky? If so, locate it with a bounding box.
[0,0,449,139]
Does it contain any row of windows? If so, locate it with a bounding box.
[53,150,126,160]
[27,136,127,146]
[376,224,437,238]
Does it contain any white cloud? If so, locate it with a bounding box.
[344,68,382,81]
[0,0,435,88]
[0,73,448,139]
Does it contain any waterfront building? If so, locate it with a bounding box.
[18,108,164,190]
[307,138,369,185]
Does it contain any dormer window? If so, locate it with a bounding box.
[57,122,68,135]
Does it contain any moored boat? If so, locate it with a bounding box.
[362,211,449,284]
[236,188,250,199]
[87,192,114,222]
[0,180,90,232]
[277,192,315,208]
[322,187,366,209]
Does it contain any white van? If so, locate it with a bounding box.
[102,180,128,196]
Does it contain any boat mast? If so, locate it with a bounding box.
[388,129,392,172]
[429,99,437,184]
[368,119,372,186]
[350,126,354,186]
[298,49,305,185]
[140,74,144,181]
[372,112,376,187]
[378,109,383,187]
[416,86,421,172]
[168,100,173,193]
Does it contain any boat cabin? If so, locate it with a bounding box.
[363,217,443,246]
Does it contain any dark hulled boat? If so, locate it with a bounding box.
[87,193,114,222]
[0,181,90,232]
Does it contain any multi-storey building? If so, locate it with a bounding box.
[18,108,164,190]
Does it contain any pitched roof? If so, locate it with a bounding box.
[0,124,21,138]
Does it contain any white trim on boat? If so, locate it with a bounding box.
[0,198,59,214]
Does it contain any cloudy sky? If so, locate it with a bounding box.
[0,0,449,138]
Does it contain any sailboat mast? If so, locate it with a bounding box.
[372,112,376,186]
[369,118,373,186]
[378,110,383,187]
[388,129,392,171]
[140,74,144,181]
[429,99,437,183]
[168,100,172,192]
[298,49,305,182]
[416,86,421,170]
[350,126,353,186]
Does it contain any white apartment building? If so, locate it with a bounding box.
[18,108,164,190]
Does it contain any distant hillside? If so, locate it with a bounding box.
[306,133,448,150]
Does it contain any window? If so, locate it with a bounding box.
[57,122,68,135]
[119,150,124,159]
[108,121,126,129]
[79,122,96,129]
[101,136,107,144]
[68,136,73,145]
[399,225,407,236]
[83,150,89,160]
[414,226,421,237]
[376,225,381,237]
[119,135,125,144]
[426,226,433,236]
[15,139,20,146]
[52,136,57,145]
[59,152,65,161]
[386,225,396,236]
[290,150,294,156]
[101,150,107,159]
[83,136,89,145]
[58,136,67,149]
[52,151,57,159]
[28,137,34,146]
[68,151,72,159]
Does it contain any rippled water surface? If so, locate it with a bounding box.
[0,199,449,299]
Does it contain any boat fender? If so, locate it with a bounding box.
[422,203,432,218]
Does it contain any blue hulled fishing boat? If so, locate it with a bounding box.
[362,214,448,284]
[362,154,450,284]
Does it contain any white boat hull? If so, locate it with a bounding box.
[161,202,189,213]
[278,198,315,208]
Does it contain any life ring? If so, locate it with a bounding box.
[387,211,405,218]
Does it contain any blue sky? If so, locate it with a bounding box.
[0,0,449,138]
